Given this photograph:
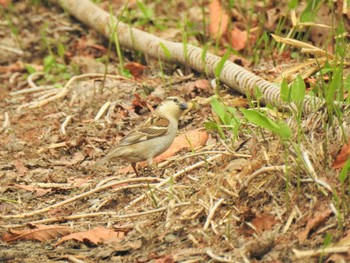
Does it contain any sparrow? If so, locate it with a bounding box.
[95,96,188,176]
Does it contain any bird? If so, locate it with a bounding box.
[95,96,188,176]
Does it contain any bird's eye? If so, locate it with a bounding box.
[173,98,178,103]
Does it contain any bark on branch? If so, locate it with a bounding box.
[56,0,325,114]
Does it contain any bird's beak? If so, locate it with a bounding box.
[180,102,188,110]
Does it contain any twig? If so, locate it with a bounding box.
[66,255,87,263]
[293,246,350,258]
[27,72,45,89]
[0,112,10,133]
[203,198,224,230]
[0,177,161,219]
[3,202,191,228]
[0,44,23,55]
[105,101,118,123]
[302,151,332,194]
[283,206,298,233]
[239,165,287,194]
[95,183,160,211]
[10,86,54,96]
[124,154,223,210]
[37,142,67,154]
[97,176,163,188]
[206,249,234,263]
[28,73,127,109]
[94,101,111,121]
[60,115,73,135]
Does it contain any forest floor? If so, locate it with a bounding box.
[1,1,350,263]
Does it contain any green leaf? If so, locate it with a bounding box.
[201,43,209,63]
[339,158,350,183]
[280,78,290,102]
[54,83,63,89]
[288,0,298,9]
[241,108,291,139]
[57,43,66,59]
[25,64,36,74]
[159,42,172,60]
[43,55,56,72]
[214,49,230,78]
[291,75,305,104]
[323,233,332,247]
[276,121,292,139]
[204,121,225,138]
[326,67,342,104]
[137,0,153,19]
[211,97,227,125]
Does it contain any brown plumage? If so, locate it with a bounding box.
[95,96,188,175]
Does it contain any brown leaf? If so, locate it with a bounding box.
[154,255,174,263]
[71,151,85,164]
[230,28,248,51]
[332,139,350,169]
[67,177,92,187]
[154,130,208,162]
[14,160,27,177]
[2,225,72,243]
[251,213,279,233]
[56,227,125,246]
[125,62,146,79]
[296,209,332,243]
[179,79,211,97]
[0,0,11,8]
[209,0,229,39]
[131,94,154,113]
[49,151,85,166]
[14,184,51,197]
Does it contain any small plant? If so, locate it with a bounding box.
[205,96,241,143]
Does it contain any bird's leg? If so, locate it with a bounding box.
[131,162,139,176]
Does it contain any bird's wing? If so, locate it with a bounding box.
[118,115,170,146]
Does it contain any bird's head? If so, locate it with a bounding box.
[156,96,188,120]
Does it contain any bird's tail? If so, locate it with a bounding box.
[91,148,121,168]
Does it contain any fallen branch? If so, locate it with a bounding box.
[51,0,324,114]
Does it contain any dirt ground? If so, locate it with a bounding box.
[1,2,350,263]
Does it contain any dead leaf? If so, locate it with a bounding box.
[297,209,332,243]
[67,177,92,187]
[154,255,174,263]
[71,151,85,164]
[14,184,51,197]
[14,160,27,176]
[56,227,125,246]
[0,0,11,8]
[251,213,279,233]
[179,79,210,98]
[125,62,146,79]
[48,151,85,166]
[0,61,24,74]
[2,225,72,243]
[131,94,154,113]
[332,139,350,169]
[209,0,229,39]
[230,28,248,51]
